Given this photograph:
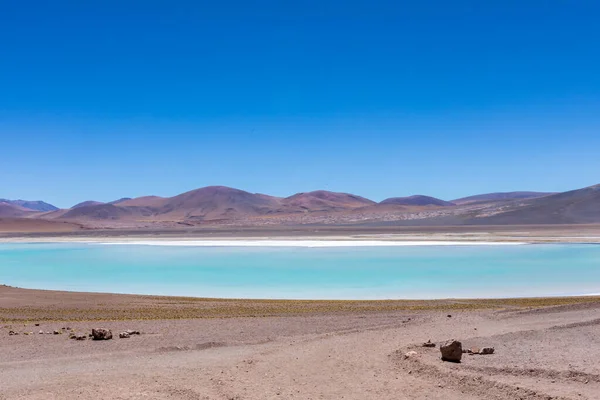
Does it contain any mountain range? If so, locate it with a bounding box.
[0,184,598,228]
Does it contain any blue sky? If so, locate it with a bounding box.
[1,1,599,208]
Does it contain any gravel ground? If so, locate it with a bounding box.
[2,287,600,399]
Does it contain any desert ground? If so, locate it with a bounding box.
[2,285,600,400]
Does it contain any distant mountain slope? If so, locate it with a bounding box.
[468,184,600,224]
[380,195,454,207]
[282,191,376,212]
[60,203,154,220]
[72,200,105,209]
[0,199,58,212]
[158,186,282,220]
[453,191,554,205]
[36,183,600,226]
[108,197,132,205]
[0,202,32,217]
[56,187,377,221]
[115,196,167,208]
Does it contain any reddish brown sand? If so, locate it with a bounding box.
[1,286,600,399]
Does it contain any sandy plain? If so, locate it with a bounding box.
[1,285,600,400]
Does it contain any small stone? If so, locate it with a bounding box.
[479,347,494,355]
[422,340,436,348]
[75,334,86,341]
[53,330,60,335]
[404,351,419,360]
[34,323,40,326]
[470,347,481,355]
[125,329,140,335]
[447,315,452,318]
[39,330,44,334]
[91,328,113,340]
[119,332,130,339]
[440,339,462,362]
[69,333,77,339]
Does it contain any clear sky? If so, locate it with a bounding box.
[1,1,599,208]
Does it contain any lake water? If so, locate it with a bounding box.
[0,243,599,299]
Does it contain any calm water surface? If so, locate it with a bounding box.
[0,243,599,299]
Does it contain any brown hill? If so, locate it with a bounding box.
[54,187,377,222]
[453,191,554,205]
[0,202,33,218]
[466,184,600,224]
[28,183,600,226]
[282,191,375,212]
[379,195,454,207]
[115,196,167,208]
[60,204,155,221]
[0,199,58,212]
[157,186,282,220]
[72,200,105,209]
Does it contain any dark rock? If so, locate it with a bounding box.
[75,334,87,341]
[422,340,436,348]
[53,330,60,335]
[480,347,495,355]
[119,332,130,339]
[440,339,462,362]
[91,328,113,340]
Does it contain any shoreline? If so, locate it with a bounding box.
[3,226,600,245]
[3,284,600,321]
[3,283,600,309]
[91,239,527,246]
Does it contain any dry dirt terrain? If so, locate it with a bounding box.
[1,286,600,399]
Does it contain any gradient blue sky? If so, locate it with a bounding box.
[1,1,599,208]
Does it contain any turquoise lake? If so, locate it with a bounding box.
[0,243,599,299]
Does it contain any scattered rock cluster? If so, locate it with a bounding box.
[410,338,496,363]
[6,324,141,342]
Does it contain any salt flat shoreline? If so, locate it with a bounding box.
[94,239,527,246]
[2,231,600,245]
[0,235,594,245]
